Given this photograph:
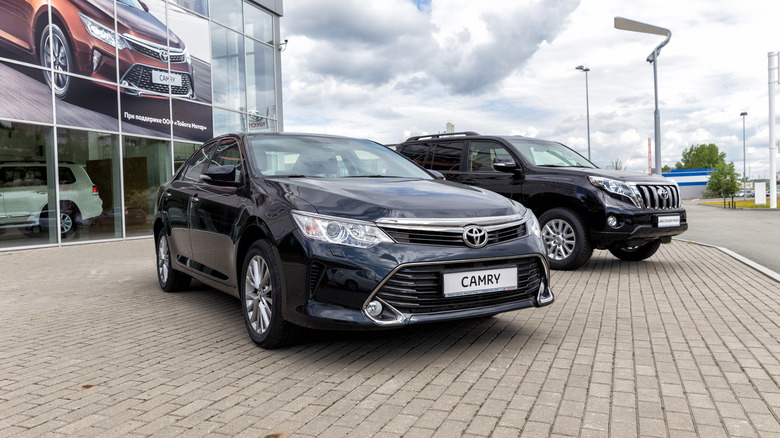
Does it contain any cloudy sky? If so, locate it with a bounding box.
[278,0,779,178]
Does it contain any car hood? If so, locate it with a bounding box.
[543,167,678,184]
[263,177,525,220]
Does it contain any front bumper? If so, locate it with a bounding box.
[590,208,688,248]
[276,232,553,330]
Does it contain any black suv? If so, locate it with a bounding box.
[395,132,688,270]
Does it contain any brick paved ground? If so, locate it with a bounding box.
[0,239,779,437]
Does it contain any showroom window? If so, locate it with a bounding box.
[0,0,282,250]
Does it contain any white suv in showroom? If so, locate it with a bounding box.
[0,162,103,236]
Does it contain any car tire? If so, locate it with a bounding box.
[39,23,76,100]
[539,208,592,270]
[609,240,662,262]
[39,207,79,238]
[241,240,297,349]
[156,231,191,292]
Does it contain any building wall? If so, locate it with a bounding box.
[0,0,283,250]
[662,168,712,199]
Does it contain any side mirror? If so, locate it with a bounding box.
[493,157,517,172]
[201,165,240,186]
[428,169,445,180]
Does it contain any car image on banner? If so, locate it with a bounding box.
[0,0,195,100]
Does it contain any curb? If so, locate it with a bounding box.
[674,238,780,283]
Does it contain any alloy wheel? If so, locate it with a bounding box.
[542,218,576,261]
[157,234,171,285]
[245,255,273,335]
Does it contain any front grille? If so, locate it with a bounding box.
[376,257,542,314]
[125,36,188,63]
[381,223,526,247]
[122,65,193,96]
[636,184,681,209]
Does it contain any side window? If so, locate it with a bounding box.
[396,143,431,168]
[430,142,463,172]
[468,141,514,172]
[58,167,76,185]
[178,141,218,183]
[211,139,242,182]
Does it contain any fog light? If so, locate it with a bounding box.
[365,300,383,317]
[607,215,619,228]
[92,49,101,72]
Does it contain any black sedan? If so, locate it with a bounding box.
[153,133,554,348]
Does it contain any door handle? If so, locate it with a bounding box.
[191,195,199,203]
[460,179,476,185]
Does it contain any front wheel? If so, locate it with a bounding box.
[609,240,662,262]
[241,240,297,349]
[539,208,592,270]
[39,23,76,99]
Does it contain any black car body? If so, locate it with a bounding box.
[153,133,553,348]
[395,132,688,270]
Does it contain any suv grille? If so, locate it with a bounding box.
[376,257,542,314]
[382,223,526,247]
[636,184,681,209]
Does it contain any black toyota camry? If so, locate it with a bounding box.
[153,132,553,348]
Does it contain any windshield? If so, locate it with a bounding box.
[246,135,434,179]
[508,139,596,168]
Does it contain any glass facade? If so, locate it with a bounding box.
[0,0,282,250]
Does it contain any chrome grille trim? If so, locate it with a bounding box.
[124,34,188,63]
[377,212,531,247]
[636,184,681,209]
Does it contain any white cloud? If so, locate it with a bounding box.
[281,0,780,179]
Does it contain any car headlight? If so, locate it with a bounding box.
[80,14,129,50]
[292,211,392,248]
[588,176,644,208]
[525,210,541,237]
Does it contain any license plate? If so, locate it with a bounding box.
[443,267,517,297]
[151,70,183,87]
[657,215,680,227]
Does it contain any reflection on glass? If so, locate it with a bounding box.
[57,128,118,242]
[169,0,208,16]
[123,136,172,237]
[210,0,243,32]
[211,23,246,111]
[246,38,275,132]
[174,141,200,172]
[244,3,273,44]
[0,121,56,249]
[213,108,245,137]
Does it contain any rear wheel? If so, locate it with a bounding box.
[156,231,191,292]
[539,208,592,270]
[39,23,76,99]
[241,240,296,348]
[609,240,662,262]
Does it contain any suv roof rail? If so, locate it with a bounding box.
[404,131,480,142]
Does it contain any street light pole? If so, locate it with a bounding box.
[741,111,748,200]
[614,17,671,175]
[576,65,591,161]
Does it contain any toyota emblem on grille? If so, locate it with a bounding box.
[159,49,169,62]
[463,225,488,248]
[658,187,669,200]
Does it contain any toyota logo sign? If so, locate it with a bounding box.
[658,187,669,200]
[463,225,488,248]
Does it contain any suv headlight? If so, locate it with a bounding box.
[80,14,129,50]
[292,211,392,248]
[588,176,644,208]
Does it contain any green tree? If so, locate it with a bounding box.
[610,158,624,170]
[662,164,671,173]
[675,143,726,169]
[705,162,740,197]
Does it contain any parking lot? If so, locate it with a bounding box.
[1,236,779,437]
